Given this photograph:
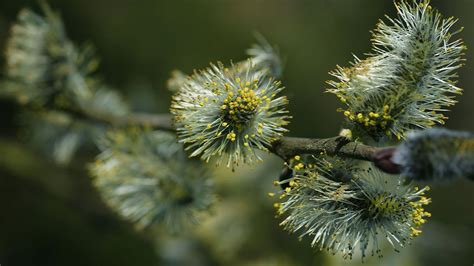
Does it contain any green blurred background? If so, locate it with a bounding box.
[0,0,473,265]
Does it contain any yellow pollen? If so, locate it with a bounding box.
[294,163,304,171]
[410,227,422,237]
[226,131,237,142]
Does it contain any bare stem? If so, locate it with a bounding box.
[53,104,386,164]
[12,97,399,173]
[269,136,381,161]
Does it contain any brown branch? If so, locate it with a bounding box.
[61,105,385,163]
[269,136,381,161]
[30,102,397,171]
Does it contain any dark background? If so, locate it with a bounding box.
[0,0,473,265]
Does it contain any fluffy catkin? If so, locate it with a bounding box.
[91,129,214,232]
[275,155,431,260]
[171,61,290,168]
[327,0,466,140]
[393,128,474,181]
